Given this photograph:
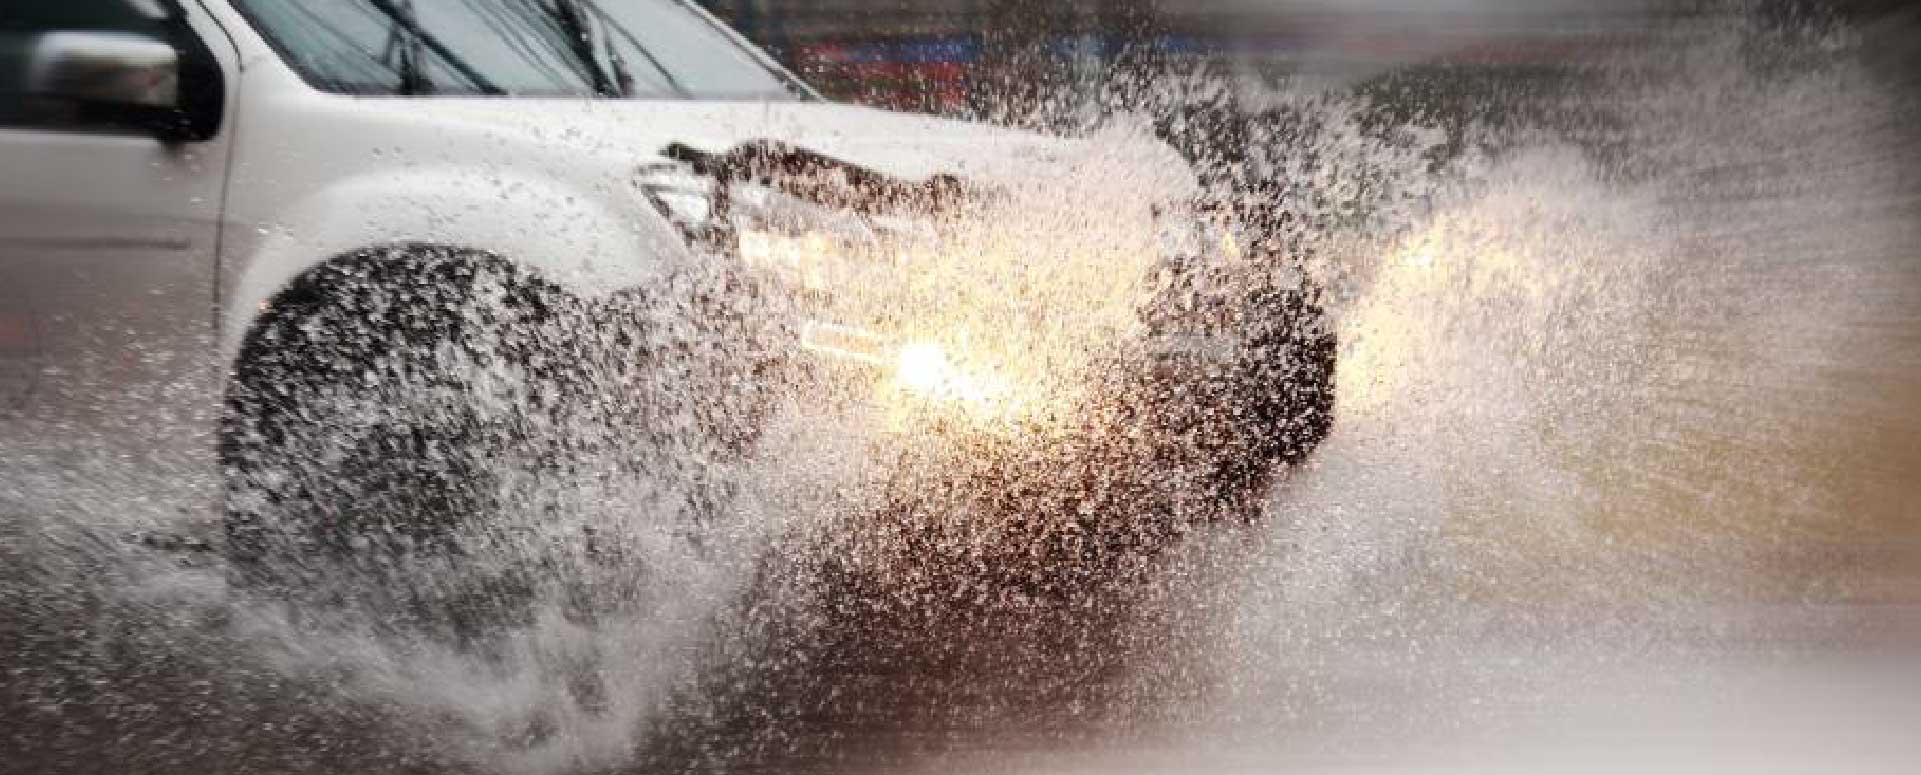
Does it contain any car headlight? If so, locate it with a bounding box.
[640,159,1015,415]
[637,158,929,290]
[891,342,1014,407]
[795,320,1019,422]
[635,147,1171,427]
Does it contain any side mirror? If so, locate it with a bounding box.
[26,30,211,143]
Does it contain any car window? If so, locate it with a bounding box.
[232,0,805,100]
[0,0,174,129]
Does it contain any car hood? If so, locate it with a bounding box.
[407,98,1197,197]
[328,98,1198,414]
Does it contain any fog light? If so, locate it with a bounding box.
[895,343,953,394]
[892,342,1011,408]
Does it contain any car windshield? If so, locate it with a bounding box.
[231,0,807,100]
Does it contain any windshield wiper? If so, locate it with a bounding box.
[363,0,505,95]
[548,0,624,97]
[581,1,690,98]
[377,0,428,94]
[543,0,693,98]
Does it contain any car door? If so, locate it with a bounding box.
[0,0,235,500]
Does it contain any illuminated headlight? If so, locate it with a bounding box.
[798,321,1018,416]
[892,343,1011,405]
[797,322,1009,402]
[637,158,1020,421]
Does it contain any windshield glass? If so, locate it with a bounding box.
[231,0,806,100]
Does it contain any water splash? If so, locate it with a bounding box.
[1148,7,1921,770]
[4,5,1918,775]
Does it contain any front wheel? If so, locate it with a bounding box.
[220,245,787,643]
[221,246,600,637]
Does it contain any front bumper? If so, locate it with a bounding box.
[784,266,1337,596]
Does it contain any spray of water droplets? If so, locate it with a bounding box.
[4,5,1918,775]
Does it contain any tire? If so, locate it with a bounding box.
[222,245,789,640]
[221,246,601,638]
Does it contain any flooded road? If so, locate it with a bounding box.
[4,4,1920,774]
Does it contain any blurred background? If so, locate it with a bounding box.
[695,0,1913,113]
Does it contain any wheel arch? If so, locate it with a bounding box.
[216,242,570,463]
[216,164,692,369]
[227,241,533,369]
